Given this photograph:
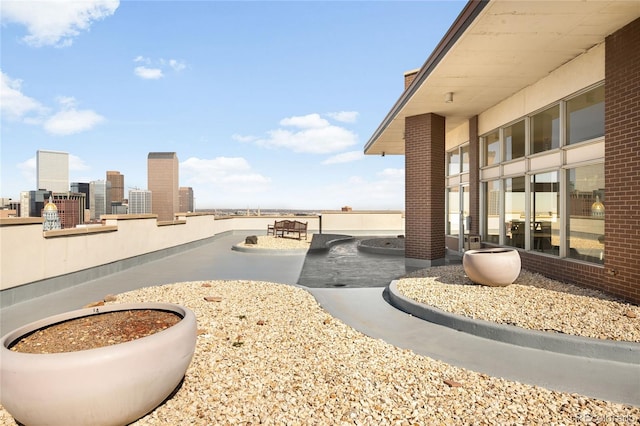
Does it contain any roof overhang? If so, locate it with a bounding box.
[365,0,640,156]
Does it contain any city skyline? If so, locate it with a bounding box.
[1,1,465,209]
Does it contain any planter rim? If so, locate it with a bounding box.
[1,302,190,356]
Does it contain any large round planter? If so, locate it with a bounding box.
[0,302,197,426]
[463,248,521,287]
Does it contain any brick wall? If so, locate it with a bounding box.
[468,116,480,235]
[404,70,419,90]
[405,113,446,261]
[603,17,640,303]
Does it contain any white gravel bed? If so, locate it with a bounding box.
[399,266,640,343]
[2,280,636,425]
[237,235,311,250]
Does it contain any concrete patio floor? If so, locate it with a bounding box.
[1,232,638,406]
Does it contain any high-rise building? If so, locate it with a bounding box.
[129,189,152,214]
[106,171,124,204]
[50,192,86,229]
[36,150,69,192]
[89,180,111,220]
[70,182,90,210]
[148,152,179,221]
[179,187,194,212]
[26,189,52,217]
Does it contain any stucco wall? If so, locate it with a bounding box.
[478,43,605,135]
[0,211,403,293]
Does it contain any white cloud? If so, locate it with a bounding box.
[326,111,359,123]
[232,134,258,143]
[44,97,105,135]
[279,113,328,129]
[315,167,405,209]
[322,150,364,165]
[1,0,119,48]
[69,154,90,171]
[180,156,271,193]
[134,66,163,80]
[169,59,186,72]
[242,113,358,154]
[17,156,36,185]
[0,71,48,121]
[133,57,187,79]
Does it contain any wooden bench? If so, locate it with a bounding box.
[267,220,308,240]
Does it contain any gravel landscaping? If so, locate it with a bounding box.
[236,235,311,250]
[2,279,637,425]
[399,266,640,343]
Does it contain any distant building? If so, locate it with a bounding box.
[129,189,152,214]
[179,187,194,212]
[50,192,86,228]
[148,152,179,221]
[111,202,128,214]
[106,171,124,204]
[42,198,61,231]
[37,150,69,193]
[70,182,90,208]
[25,190,52,217]
[90,180,111,220]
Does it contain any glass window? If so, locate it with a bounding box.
[461,145,470,173]
[447,187,460,236]
[483,131,500,166]
[484,180,500,244]
[567,85,604,145]
[568,164,604,264]
[531,105,559,154]
[504,120,525,161]
[447,150,460,175]
[530,171,559,255]
[505,177,526,248]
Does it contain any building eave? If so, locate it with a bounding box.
[365,0,640,156]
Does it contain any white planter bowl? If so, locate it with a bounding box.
[0,302,197,426]
[463,248,521,287]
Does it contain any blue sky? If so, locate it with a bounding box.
[1,0,464,210]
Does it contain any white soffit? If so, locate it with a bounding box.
[366,0,640,156]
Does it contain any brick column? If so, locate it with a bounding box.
[604,17,640,303]
[405,113,446,266]
[469,115,480,235]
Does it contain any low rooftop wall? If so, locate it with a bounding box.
[0,210,404,307]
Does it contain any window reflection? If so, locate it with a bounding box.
[504,121,525,161]
[531,105,559,154]
[567,86,605,145]
[505,177,525,248]
[447,151,460,175]
[484,180,500,244]
[447,187,460,236]
[483,131,500,166]
[531,172,559,255]
[568,164,605,264]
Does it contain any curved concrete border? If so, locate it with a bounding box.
[387,280,640,365]
[231,244,308,255]
[357,239,405,256]
[308,234,354,253]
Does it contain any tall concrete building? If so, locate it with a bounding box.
[148,152,179,221]
[179,187,194,213]
[36,150,69,192]
[89,180,111,221]
[129,189,152,214]
[106,171,124,204]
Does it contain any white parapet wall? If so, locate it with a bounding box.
[0,211,404,297]
[320,210,405,235]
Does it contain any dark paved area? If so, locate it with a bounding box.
[298,237,415,288]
